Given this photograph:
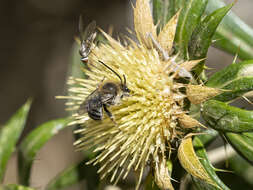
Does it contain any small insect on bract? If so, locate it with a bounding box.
[78,16,97,63]
[79,60,131,122]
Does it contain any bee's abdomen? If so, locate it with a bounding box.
[87,96,103,120]
[88,109,103,120]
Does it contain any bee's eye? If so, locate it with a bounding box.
[124,87,130,94]
[121,85,130,93]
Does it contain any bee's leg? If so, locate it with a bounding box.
[97,77,105,88]
[103,104,116,124]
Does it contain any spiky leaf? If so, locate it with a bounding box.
[174,0,208,59]
[196,130,218,146]
[207,60,253,88]
[214,77,253,102]
[202,100,253,132]
[193,137,230,189]
[45,158,99,190]
[153,0,175,31]
[225,132,253,165]
[192,177,220,190]
[189,2,233,75]
[18,118,70,185]
[0,100,31,181]
[206,0,253,60]
[229,154,253,186]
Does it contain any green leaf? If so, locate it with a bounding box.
[193,137,230,190]
[192,177,220,190]
[189,2,233,75]
[153,0,175,31]
[18,118,70,186]
[207,60,253,88]
[196,129,218,147]
[206,0,253,60]
[0,99,31,182]
[174,0,208,59]
[206,60,253,102]
[143,172,160,190]
[229,154,253,186]
[45,158,99,190]
[225,132,253,165]
[214,77,253,102]
[202,100,253,133]
[0,184,35,190]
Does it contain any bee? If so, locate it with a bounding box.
[78,16,97,63]
[79,60,131,121]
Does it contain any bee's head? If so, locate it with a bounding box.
[121,85,131,93]
[120,75,131,96]
[98,60,131,96]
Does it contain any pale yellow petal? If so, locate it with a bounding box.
[158,11,180,54]
[134,0,156,48]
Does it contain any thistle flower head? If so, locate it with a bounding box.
[58,0,220,189]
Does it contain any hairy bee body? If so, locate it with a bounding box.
[83,82,122,120]
[84,90,103,120]
[79,62,131,121]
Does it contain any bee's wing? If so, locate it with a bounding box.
[82,91,103,120]
[78,99,88,115]
[78,89,98,114]
[101,93,115,104]
[84,21,96,40]
[79,16,96,44]
[78,15,84,42]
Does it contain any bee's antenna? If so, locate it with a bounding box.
[98,60,123,84]
[123,74,126,85]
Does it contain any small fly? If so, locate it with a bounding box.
[78,16,97,63]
